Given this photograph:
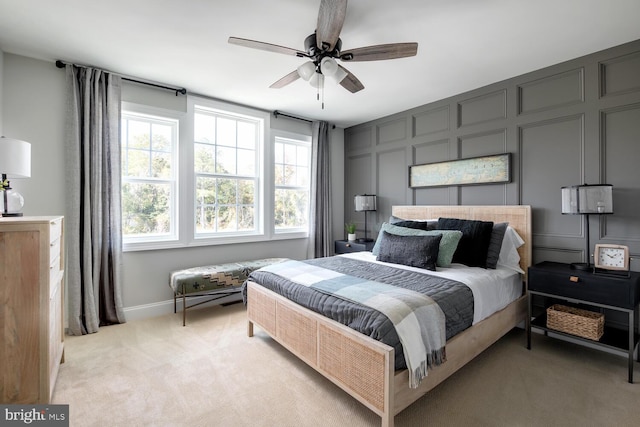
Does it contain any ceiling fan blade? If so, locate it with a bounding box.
[340,43,418,62]
[270,70,301,89]
[228,37,304,56]
[316,0,347,51]
[337,65,364,93]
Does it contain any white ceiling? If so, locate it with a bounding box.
[1,0,640,128]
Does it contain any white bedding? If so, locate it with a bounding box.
[340,251,523,325]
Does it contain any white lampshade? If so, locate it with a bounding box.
[297,61,316,81]
[561,184,613,215]
[320,57,339,76]
[0,136,31,178]
[332,66,348,83]
[354,194,377,212]
[308,72,325,89]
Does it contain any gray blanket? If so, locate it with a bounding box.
[243,256,474,371]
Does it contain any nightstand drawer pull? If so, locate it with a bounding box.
[569,276,579,283]
[345,243,351,247]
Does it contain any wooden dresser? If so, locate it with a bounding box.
[0,216,65,403]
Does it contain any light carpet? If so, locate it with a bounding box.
[53,303,640,426]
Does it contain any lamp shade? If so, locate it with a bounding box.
[0,136,31,178]
[297,61,316,81]
[354,194,377,212]
[561,184,613,215]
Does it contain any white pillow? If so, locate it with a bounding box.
[497,226,525,274]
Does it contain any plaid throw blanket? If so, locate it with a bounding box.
[257,259,447,388]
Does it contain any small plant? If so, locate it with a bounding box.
[345,222,356,234]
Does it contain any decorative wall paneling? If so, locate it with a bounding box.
[344,39,640,270]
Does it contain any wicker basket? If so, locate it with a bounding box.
[546,304,604,341]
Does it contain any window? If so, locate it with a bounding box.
[193,105,262,238]
[273,135,311,233]
[121,110,178,247]
[121,95,311,250]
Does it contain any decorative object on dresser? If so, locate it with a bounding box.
[334,239,375,254]
[561,184,613,270]
[354,194,376,243]
[527,261,640,383]
[0,216,65,403]
[0,136,32,217]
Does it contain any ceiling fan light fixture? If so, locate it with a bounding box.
[332,66,348,83]
[320,57,339,77]
[297,61,316,81]
[308,72,325,89]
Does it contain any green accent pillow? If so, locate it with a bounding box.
[372,223,463,267]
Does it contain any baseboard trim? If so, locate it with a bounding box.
[122,292,243,322]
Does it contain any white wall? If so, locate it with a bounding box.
[1,52,346,321]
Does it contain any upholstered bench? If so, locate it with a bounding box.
[169,258,286,325]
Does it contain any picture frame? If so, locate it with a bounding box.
[409,153,511,188]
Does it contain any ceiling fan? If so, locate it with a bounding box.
[228,0,418,97]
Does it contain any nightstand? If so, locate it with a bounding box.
[334,239,375,254]
[527,261,640,383]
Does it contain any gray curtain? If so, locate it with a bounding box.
[65,65,125,335]
[308,121,333,258]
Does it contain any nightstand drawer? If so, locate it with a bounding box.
[528,262,640,309]
[334,240,374,254]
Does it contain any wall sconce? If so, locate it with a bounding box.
[354,194,377,243]
[561,184,613,270]
[0,136,32,217]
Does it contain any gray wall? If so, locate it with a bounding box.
[1,52,345,320]
[344,39,640,271]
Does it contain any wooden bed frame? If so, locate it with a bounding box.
[246,205,532,427]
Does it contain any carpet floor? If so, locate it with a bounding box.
[53,303,640,426]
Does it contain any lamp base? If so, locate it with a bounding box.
[570,262,591,271]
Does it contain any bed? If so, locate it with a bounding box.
[244,205,532,427]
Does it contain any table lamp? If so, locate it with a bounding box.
[0,136,32,217]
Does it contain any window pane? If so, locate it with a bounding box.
[297,166,309,186]
[217,178,237,205]
[238,179,255,204]
[216,146,237,174]
[217,205,237,231]
[152,152,171,178]
[237,121,256,149]
[284,144,296,164]
[297,146,309,166]
[274,142,284,163]
[122,182,171,235]
[237,148,255,176]
[275,188,309,229]
[195,113,215,143]
[126,149,150,177]
[238,205,254,230]
[128,120,151,149]
[152,124,172,151]
[195,205,216,233]
[196,176,216,205]
[194,142,216,174]
[217,117,236,147]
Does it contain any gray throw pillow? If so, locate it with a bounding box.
[486,222,508,269]
[372,223,462,267]
[376,231,442,271]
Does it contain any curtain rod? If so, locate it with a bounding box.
[55,60,187,96]
[273,110,335,129]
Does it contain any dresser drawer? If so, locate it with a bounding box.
[528,262,640,309]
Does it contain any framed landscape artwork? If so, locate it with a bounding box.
[409,153,511,188]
